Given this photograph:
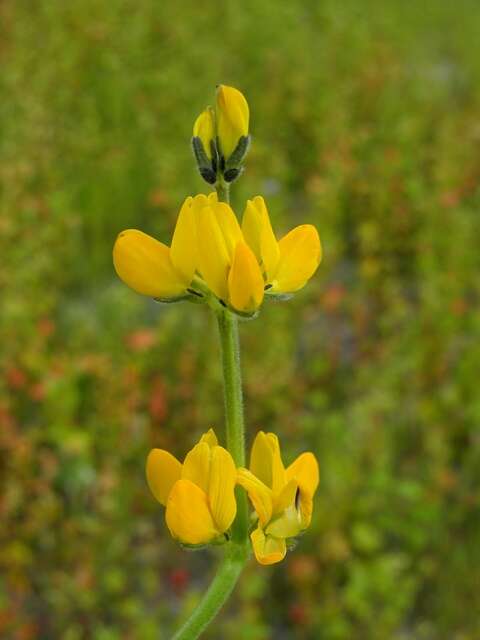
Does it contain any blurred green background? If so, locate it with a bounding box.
[1,0,480,638]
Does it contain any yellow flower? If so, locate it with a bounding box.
[193,107,215,160]
[216,85,249,159]
[146,429,237,545]
[113,195,204,299]
[237,431,319,565]
[196,198,264,313]
[242,196,322,294]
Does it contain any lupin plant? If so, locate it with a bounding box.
[113,84,321,638]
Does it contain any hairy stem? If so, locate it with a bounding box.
[215,180,230,204]
[172,545,248,640]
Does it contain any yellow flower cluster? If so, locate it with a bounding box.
[113,193,321,314]
[147,430,319,565]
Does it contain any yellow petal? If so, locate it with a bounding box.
[251,527,286,565]
[191,193,210,211]
[228,241,265,313]
[273,478,298,514]
[207,446,237,533]
[214,202,243,258]
[196,205,230,300]
[182,441,211,493]
[236,468,273,528]
[193,107,215,159]
[286,452,319,528]
[145,449,182,505]
[250,431,286,494]
[199,428,218,448]
[166,479,218,544]
[216,85,249,159]
[170,197,197,284]
[242,196,280,281]
[286,452,319,498]
[113,230,186,297]
[272,225,321,293]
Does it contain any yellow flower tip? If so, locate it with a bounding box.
[250,430,285,493]
[228,241,265,313]
[113,229,187,298]
[216,84,249,159]
[145,448,182,506]
[193,107,215,159]
[272,224,322,293]
[199,428,218,447]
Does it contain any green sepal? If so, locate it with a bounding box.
[192,136,211,169]
[264,290,294,301]
[199,167,217,184]
[179,532,229,552]
[223,167,243,183]
[286,537,300,551]
[153,293,203,305]
[225,135,251,169]
[179,541,211,552]
[228,305,260,321]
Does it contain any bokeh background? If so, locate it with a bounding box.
[1,1,480,638]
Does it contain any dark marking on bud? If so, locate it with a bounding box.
[226,135,251,168]
[295,487,301,511]
[199,167,217,184]
[264,283,273,291]
[219,299,227,308]
[191,136,211,169]
[223,168,240,183]
[210,140,219,172]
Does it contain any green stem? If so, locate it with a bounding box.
[215,180,230,204]
[216,309,249,543]
[172,545,248,640]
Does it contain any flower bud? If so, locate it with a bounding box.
[216,85,249,160]
[193,107,215,160]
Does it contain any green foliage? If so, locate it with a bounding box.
[1,0,480,637]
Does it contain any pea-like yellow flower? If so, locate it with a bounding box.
[237,431,319,565]
[216,84,249,160]
[242,196,322,294]
[146,429,237,545]
[197,198,264,313]
[193,107,215,160]
[113,195,205,299]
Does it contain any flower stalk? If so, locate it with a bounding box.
[172,544,247,640]
[112,84,322,639]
